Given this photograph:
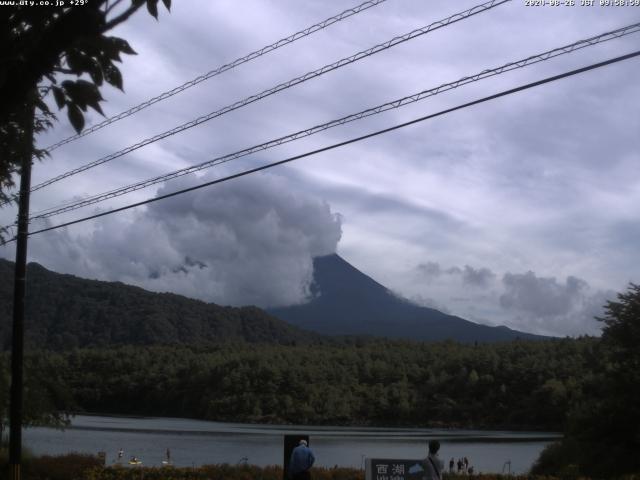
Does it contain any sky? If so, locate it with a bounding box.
[1,0,639,337]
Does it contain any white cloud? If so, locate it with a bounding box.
[23,172,342,308]
[406,260,614,336]
[499,271,613,336]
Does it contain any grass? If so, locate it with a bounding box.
[2,449,639,480]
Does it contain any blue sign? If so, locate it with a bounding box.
[365,458,425,480]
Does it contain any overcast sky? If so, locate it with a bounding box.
[2,0,639,337]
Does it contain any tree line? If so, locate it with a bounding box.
[1,337,596,432]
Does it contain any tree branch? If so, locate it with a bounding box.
[105,0,125,16]
[102,3,143,33]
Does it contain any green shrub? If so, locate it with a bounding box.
[0,451,102,480]
[83,464,364,480]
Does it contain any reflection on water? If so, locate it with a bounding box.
[24,415,560,473]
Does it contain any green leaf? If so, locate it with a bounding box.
[111,37,137,56]
[75,79,104,101]
[62,80,99,111]
[87,59,104,87]
[72,80,104,115]
[147,0,159,19]
[52,87,66,109]
[66,50,85,74]
[104,65,123,90]
[90,102,104,116]
[67,103,85,133]
[35,98,51,115]
[101,37,126,62]
[84,94,104,116]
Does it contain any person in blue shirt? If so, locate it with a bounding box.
[289,439,315,480]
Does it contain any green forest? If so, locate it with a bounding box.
[0,259,319,350]
[1,337,595,429]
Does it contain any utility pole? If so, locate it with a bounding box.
[9,99,35,480]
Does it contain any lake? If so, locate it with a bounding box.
[24,415,560,474]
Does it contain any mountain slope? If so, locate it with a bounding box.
[268,254,547,342]
[0,259,319,350]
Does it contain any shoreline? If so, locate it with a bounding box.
[66,411,563,436]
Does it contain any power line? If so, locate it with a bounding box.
[42,0,390,153]
[27,22,640,221]
[9,49,637,243]
[27,0,511,194]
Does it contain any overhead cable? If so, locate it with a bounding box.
[5,49,636,243]
[28,22,640,221]
[42,0,390,153]
[28,0,511,194]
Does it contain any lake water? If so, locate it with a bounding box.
[24,415,560,474]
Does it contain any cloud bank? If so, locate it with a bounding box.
[26,172,342,308]
[410,260,614,336]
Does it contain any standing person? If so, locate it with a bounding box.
[449,457,454,473]
[289,439,315,480]
[423,440,444,480]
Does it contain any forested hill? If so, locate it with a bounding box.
[4,338,597,430]
[0,259,319,350]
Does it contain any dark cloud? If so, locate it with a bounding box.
[404,261,615,336]
[24,172,342,308]
[500,272,586,317]
[499,271,614,336]
[416,261,442,280]
[415,261,495,288]
[312,179,467,233]
[462,265,496,288]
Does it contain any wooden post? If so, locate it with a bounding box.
[9,100,35,480]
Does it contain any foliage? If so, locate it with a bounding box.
[85,464,285,480]
[0,0,171,234]
[0,337,597,430]
[21,459,640,480]
[0,260,319,350]
[0,352,75,442]
[0,451,102,480]
[533,283,640,477]
[530,439,584,478]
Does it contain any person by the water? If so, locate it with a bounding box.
[289,439,315,480]
[422,440,444,480]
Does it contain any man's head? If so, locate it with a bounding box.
[299,439,308,446]
[428,440,440,454]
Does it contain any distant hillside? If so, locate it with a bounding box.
[269,254,548,342]
[0,259,319,350]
